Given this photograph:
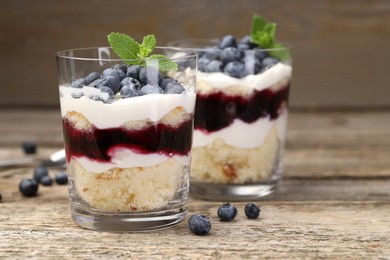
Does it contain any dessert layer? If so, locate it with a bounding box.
[60,86,196,129]
[191,125,281,184]
[70,158,186,212]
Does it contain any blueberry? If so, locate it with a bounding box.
[120,84,140,98]
[206,60,223,73]
[120,77,142,89]
[237,43,250,52]
[244,203,261,219]
[198,57,210,72]
[139,84,163,95]
[165,82,185,94]
[71,78,86,88]
[253,48,268,61]
[101,68,126,81]
[262,57,279,69]
[19,179,39,197]
[84,72,100,85]
[224,61,246,78]
[139,67,162,86]
[99,76,120,93]
[219,35,236,49]
[239,35,258,49]
[40,175,53,186]
[88,79,103,88]
[220,47,240,64]
[217,203,238,222]
[159,76,177,90]
[112,64,128,74]
[98,86,115,103]
[188,214,211,235]
[71,89,84,99]
[22,140,37,154]
[242,52,262,75]
[55,171,68,185]
[33,166,49,182]
[126,65,142,79]
[200,47,220,60]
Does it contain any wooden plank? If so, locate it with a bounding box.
[0,0,390,107]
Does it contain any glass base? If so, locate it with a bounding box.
[71,205,187,232]
[190,180,280,201]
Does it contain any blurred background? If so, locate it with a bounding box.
[0,0,389,108]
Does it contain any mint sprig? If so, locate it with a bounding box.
[107,33,178,71]
[250,15,290,60]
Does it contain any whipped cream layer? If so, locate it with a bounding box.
[60,86,196,129]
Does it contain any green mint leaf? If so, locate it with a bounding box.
[139,34,156,58]
[148,54,178,72]
[250,15,276,48]
[107,32,140,65]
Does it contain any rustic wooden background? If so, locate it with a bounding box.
[0,0,389,108]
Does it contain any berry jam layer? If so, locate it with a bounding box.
[194,84,289,133]
[63,117,193,163]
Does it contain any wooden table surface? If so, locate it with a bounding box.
[0,109,389,259]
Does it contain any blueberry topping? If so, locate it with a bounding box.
[55,171,68,185]
[22,140,37,154]
[188,214,211,235]
[237,43,250,52]
[84,72,100,85]
[159,76,177,90]
[244,203,261,219]
[40,175,53,186]
[242,52,262,75]
[120,84,140,98]
[224,61,246,78]
[253,48,268,61]
[98,86,115,103]
[101,68,126,81]
[206,60,223,73]
[71,78,86,88]
[112,64,128,74]
[198,57,210,72]
[139,84,163,95]
[262,57,279,69]
[217,203,238,222]
[220,47,240,64]
[19,179,39,197]
[99,76,120,93]
[165,82,185,94]
[200,47,220,60]
[33,166,49,182]
[126,65,142,79]
[219,35,237,49]
[71,89,84,99]
[139,67,162,86]
[120,77,142,89]
[239,35,251,45]
[88,79,103,88]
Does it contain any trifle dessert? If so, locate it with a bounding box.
[172,15,292,200]
[56,33,197,231]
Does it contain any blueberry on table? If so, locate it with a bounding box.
[139,84,163,95]
[101,68,126,81]
[19,179,39,197]
[188,214,211,235]
[219,35,237,49]
[40,175,53,186]
[206,60,223,73]
[84,72,100,85]
[21,140,37,154]
[120,84,140,98]
[165,82,185,94]
[244,203,261,219]
[112,64,128,74]
[71,78,86,88]
[217,203,238,222]
[55,171,68,185]
[99,76,120,94]
[33,166,49,182]
[224,61,246,78]
[120,77,142,89]
[159,76,177,90]
[220,47,240,64]
[126,65,142,79]
[139,67,162,86]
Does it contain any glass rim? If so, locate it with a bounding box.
[167,38,292,52]
[56,46,198,62]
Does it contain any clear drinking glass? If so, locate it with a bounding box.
[169,39,292,201]
[56,47,197,231]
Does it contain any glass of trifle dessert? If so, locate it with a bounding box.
[56,33,197,231]
[169,15,292,201]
